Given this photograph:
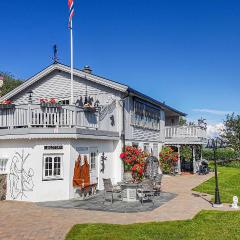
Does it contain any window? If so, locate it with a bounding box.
[132,142,139,148]
[132,99,160,130]
[0,158,8,174]
[144,143,150,154]
[43,154,63,180]
[90,152,96,170]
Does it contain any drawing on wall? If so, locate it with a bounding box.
[100,152,107,173]
[9,150,34,200]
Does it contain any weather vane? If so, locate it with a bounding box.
[53,44,59,64]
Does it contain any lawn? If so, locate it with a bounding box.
[66,210,240,240]
[193,166,240,203]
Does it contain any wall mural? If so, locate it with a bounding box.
[9,150,34,200]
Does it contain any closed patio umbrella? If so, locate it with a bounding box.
[73,155,83,187]
[82,155,90,189]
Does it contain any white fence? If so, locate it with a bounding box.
[0,105,98,129]
[165,126,207,139]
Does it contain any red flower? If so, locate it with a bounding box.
[50,98,57,104]
[120,153,125,159]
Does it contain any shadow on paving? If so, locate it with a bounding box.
[37,191,177,213]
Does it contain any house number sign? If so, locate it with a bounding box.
[44,146,63,150]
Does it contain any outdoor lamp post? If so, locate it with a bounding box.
[206,137,225,207]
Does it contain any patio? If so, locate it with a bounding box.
[38,191,177,213]
[0,174,214,240]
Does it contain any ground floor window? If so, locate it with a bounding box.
[43,154,63,180]
[90,152,97,170]
[144,143,150,154]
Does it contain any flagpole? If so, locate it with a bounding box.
[70,20,74,105]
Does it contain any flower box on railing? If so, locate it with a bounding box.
[0,104,15,110]
[40,102,62,109]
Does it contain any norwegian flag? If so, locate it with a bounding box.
[68,0,74,27]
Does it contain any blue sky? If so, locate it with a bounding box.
[0,0,240,127]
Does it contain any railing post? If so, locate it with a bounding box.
[27,103,31,128]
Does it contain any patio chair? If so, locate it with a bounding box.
[137,179,155,205]
[102,178,122,204]
[153,174,163,196]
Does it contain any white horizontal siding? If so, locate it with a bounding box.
[132,126,160,142]
[13,70,121,105]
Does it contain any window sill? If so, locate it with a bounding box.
[42,178,64,182]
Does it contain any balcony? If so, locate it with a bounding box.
[165,125,207,144]
[0,104,99,129]
[0,104,120,140]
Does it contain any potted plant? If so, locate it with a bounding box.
[0,100,15,110]
[83,103,96,112]
[40,98,62,108]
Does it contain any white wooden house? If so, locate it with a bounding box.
[0,63,207,202]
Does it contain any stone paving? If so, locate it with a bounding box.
[0,173,231,240]
[38,191,177,213]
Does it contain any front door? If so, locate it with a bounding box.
[89,148,98,185]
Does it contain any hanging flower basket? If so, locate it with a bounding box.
[83,104,96,112]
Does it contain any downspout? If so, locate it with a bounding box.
[121,92,129,152]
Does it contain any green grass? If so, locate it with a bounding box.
[66,210,240,240]
[193,166,240,203]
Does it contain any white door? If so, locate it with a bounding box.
[89,147,98,185]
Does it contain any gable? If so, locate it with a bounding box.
[12,69,124,105]
[1,64,128,105]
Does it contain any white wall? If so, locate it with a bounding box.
[0,139,71,202]
[69,139,122,199]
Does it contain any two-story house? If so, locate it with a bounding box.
[0,63,206,202]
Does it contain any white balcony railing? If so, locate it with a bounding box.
[0,104,98,129]
[165,126,207,139]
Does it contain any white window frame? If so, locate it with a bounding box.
[42,153,64,181]
[90,152,97,170]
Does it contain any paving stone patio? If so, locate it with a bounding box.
[38,191,177,213]
[0,173,223,240]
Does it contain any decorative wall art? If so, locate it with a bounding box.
[99,100,116,121]
[9,150,34,200]
[100,152,107,173]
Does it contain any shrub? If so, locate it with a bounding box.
[202,148,239,161]
[159,146,178,174]
[180,145,192,161]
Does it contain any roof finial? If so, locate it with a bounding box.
[53,44,58,64]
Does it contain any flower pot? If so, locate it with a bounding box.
[40,103,62,108]
[0,104,15,110]
[123,171,133,181]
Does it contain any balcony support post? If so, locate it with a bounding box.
[177,145,181,175]
[192,145,197,174]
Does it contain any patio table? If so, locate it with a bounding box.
[119,182,142,202]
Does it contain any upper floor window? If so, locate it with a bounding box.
[132,100,160,130]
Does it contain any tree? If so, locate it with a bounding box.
[179,117,187,126]
[0,72,22,97]
[221,113,240,152]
